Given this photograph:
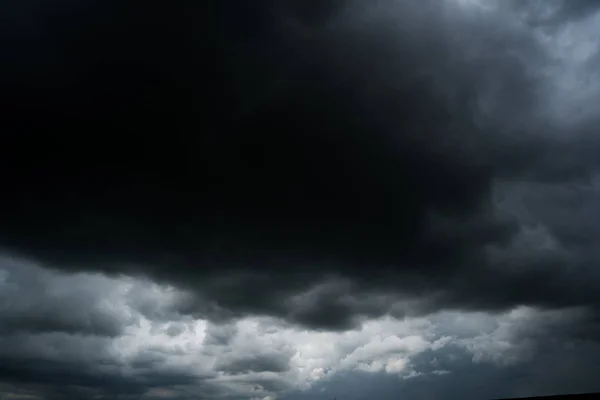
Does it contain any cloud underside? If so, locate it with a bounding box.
[2,0,600,329]
[2,0,600,398]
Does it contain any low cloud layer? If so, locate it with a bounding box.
[1,256,599,399]
[2,0,600,398]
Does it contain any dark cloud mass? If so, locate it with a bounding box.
[2,0,600,331]
[2,0,600,397]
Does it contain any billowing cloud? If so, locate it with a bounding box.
[0,256,136,337]
[1,256,599,399]
[2,0,600,398]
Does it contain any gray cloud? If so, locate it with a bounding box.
[0,257,599,399]
[285,310,600,400]
[2,0,600,398]
[203,322,238,346]
[215,352,292,375]
[0,256,135,337]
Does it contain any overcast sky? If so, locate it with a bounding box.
[2,0,600,399]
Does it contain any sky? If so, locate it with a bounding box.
[1,0,600,399]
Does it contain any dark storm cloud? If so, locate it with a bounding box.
[2,0,600,331]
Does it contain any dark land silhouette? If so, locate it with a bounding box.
[496,393,600,400]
